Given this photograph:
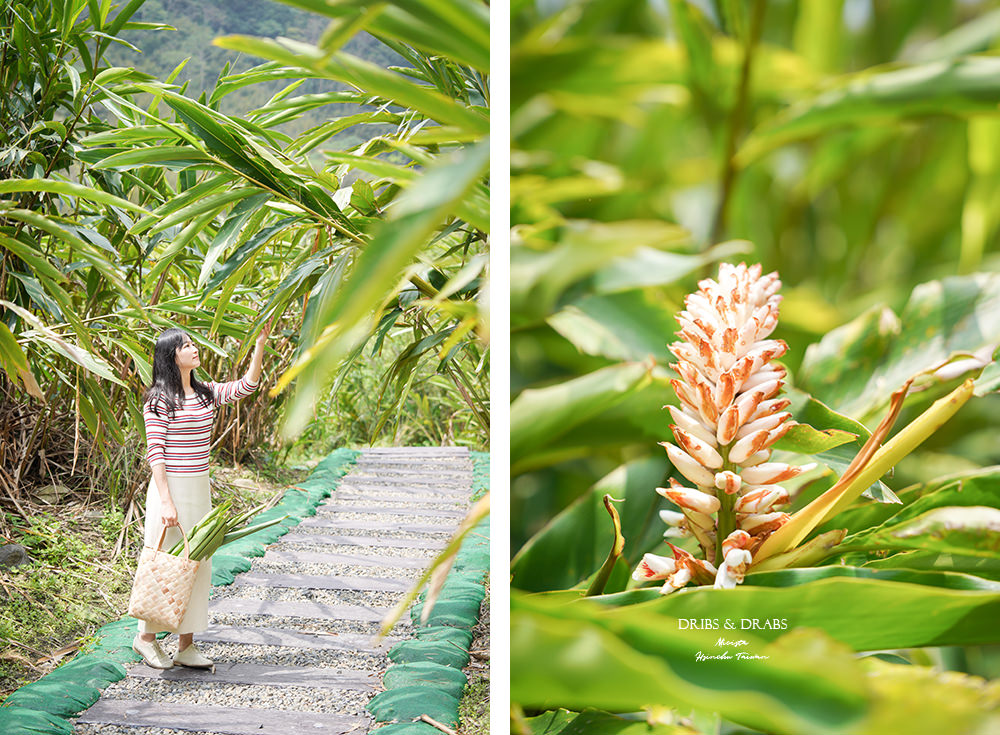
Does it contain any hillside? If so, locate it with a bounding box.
[104,0,403,142]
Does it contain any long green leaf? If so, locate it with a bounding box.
[739,56,1000,165]
[512,592,869,735]
[275,139,489,438]
[0,322,44,399]
[0,178,147,214]
[214,35,489,135]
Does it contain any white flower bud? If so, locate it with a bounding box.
[740,462,813,485]
[734,486,789,514]
[657,485,721,515]
[662,443,717,487]
[714,470,742,495]
[633,553,678,581]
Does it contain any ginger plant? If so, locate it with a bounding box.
[634,262,975,594]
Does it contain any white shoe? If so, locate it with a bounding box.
[173,642,214,669]
[132,635,173,669]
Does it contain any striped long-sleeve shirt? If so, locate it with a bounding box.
[143,377,259,474]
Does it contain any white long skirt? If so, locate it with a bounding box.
[136,472,212,634]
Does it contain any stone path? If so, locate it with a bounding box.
[73,446,473,735]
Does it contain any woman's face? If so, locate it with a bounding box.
[175,335,200,371]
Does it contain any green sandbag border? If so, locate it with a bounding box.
[0,448,360,734]
[367,450,489,732]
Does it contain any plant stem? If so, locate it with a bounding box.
[715,451,736,563]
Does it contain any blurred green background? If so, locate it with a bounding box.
[511,0,1000,557]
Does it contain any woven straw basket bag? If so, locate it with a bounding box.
[127,523,200,632]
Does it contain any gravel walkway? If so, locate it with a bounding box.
[73,447,474,735]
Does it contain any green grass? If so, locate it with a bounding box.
[459,588,489,735]
[0,507,136,697]
[459,673,489,735]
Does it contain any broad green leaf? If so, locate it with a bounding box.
[744,564,1000,592]
[797,274,1000,420]
[104,336,153,385]
[512,593,869,735]
[592,239,747,294]
[147,187,260,236]
[546,291,678,362]
[8,273,62,320]
[204,217,299,292]
[840,505,1000,559]
[863,550,1000,582]
[524,709,693,735]
[777,386,897,503]
[511,220,690,325]
[514,374,675,475]
[512,458,669,592]
[776,423,856,454]
[599,575,1000,650]
[132,173,236,234]
[145,210,218,287]
[0,211,144,313]
[755,380,974,564]
[282,0,489,72]
[78,125,178,146]
[0,234,68,285]
[511,362,653,473]
[739,56,1000,165]
[825,468,1000,538]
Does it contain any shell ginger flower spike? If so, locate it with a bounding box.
[632,262,815,594]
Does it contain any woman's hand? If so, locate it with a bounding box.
[246,315,273,386]
[257,315,274,345]
[160,498,179,528]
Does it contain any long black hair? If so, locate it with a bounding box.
[143,328,214,418]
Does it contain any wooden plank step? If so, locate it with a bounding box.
[329,493,467,507]
[279,532,443,550]
[351,468,472,489]
[299,520,451,534]
[210,598,387,622]
[313,505,465,518]
[76,700,368,735]
[263,548,429,569]
[128,661,379,691]
[361,446,468,454]
[299,519,454,535]
[197,624,397,651]
[231,571,410,592]
[337,481,469,496]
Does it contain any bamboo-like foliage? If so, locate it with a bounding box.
[0,0,489,505]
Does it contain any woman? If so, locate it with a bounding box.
[132,321,270,669]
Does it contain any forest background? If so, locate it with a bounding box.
[0,0,489,701]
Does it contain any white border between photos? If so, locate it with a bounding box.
[489,3,510,735]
